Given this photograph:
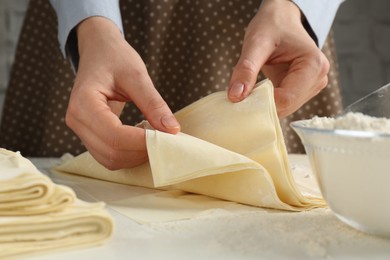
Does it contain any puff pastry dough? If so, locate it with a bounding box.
[0,149,114,258]
[55,80,324,212]
[0,148,75,215]
[0,200,113,258]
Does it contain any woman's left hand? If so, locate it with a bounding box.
[228,0,329,118]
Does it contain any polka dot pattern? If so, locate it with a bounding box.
[119,0,259,124]
[0,0,83,157]
[0,0,343,156]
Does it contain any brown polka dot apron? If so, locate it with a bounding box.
[0,0,343,157]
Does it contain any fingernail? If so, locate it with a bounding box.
[229,81,244,98]
[161,115,180,130]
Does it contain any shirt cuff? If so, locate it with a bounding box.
[292,0,344,48]
[50,0,123,58]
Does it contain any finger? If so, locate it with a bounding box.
[275,51,328,114]
[119,71,181,134]
[228,30,275,102]
[276,74,329,118]
[80,126,148,170]
[66,91,148,169]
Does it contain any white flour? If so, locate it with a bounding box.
[296,112,390,241]
[145,157,390,259]
[147,208,390,259]
[304,112,390,134]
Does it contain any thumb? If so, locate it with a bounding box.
[228,35,274,103]
[128,78,181,134]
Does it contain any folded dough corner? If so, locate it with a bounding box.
[0,148,114,258]
[55,79,325,211]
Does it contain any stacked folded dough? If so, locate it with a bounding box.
[0,149,75,215]
[0,148,113,258]
[55,79,324,213]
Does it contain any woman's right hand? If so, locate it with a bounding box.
[66,17,180,170]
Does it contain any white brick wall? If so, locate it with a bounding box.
[0,0,389,118]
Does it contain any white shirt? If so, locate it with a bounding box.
[50,0,344,58]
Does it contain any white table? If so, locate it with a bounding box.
[28,156,390,260]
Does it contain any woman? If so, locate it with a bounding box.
[0,0,343,169]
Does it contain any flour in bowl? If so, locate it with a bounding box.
[304,112,390,134]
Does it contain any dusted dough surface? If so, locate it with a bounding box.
[54,80,324,218]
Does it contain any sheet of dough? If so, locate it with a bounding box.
[0,149,114,258]
[51,155,320,224]
[0,200,113,258]
[0,148,75,215]
[54,79,324,213]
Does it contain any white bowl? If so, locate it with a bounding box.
[291,120,390,237]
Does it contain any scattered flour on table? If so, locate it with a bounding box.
[143,152,390,259]
[304,112,390,134]
[147,208,390,259]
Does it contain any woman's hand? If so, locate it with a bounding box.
[228,0,329,118]
[66,17,180,170]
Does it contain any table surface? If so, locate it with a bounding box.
[27,156,390,260]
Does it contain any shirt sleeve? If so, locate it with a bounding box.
[292,0,344,48]
[50,0,123,65]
